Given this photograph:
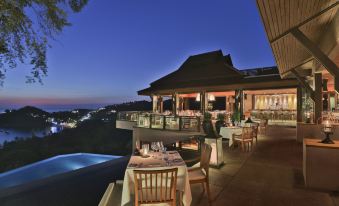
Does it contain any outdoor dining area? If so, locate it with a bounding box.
[99,140,213,206]
[102,114,270,206]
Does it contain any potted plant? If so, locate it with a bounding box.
[215,113,226,134]
[231,111,241,126]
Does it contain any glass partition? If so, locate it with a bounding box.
[137,114,151,128]
[117,111,140,121]
[180,116,200,131]
[150,114,164,129]
[117,111,201,132]
[165,116,180,130]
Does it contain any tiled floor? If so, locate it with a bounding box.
[191,126,339,206]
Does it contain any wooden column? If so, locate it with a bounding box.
[152,95,158,113]
[158,96,163,113]
[235,89,244,119]
[204,92,209,112]
[176,94,181,115]
[172,93,177,116]
[200,92,205,114]
[252,94,255,110]
[297,86,303,122]
[314,72,322,123]
[200,92,209,114]
[240,90,244,120]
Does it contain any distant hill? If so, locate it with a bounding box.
[0,106,50,128]
[105,100,152,111]
[16,106,50,116]
[0,100,171,129]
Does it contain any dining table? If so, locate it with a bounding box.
[121,151,192,206]
[220,126,243,147]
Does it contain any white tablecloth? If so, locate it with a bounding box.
[121,151,192,206]
[220,127,242,147]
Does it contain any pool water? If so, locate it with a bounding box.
[0,153,121,189]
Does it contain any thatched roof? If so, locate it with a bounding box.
[138,50,298,95]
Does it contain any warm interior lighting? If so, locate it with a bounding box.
[195,93,200,101]
[208,94,215,101]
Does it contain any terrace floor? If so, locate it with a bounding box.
[2,126,339,206]
[191,125,339,206]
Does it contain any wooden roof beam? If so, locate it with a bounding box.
[290,69,315,102]
[270,2,339,44]
[280,58,314,78]
[290,28,339,93]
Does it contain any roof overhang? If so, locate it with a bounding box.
[256,0,339,82]
[138,75,299,96]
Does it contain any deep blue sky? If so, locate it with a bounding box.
[0,0,275,108]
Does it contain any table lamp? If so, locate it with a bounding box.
[321,119,335,144]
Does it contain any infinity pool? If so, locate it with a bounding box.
[0,153,121,189]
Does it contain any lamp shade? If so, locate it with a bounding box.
[208,94,215,101]
[195,93,201,101]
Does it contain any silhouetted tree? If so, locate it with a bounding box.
[0,0,88,85]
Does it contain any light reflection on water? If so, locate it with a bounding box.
[0,153,121,189]
[0,127,62,145]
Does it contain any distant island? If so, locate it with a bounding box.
[0,100,152,173]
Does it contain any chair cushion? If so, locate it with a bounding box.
[188,168,206,182]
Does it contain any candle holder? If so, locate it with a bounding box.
[141,144,150,158]
[321,119,335,144]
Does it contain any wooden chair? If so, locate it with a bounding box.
[133,168,178,206]
[259,119,268,134]
[251,124,259,144]
[233,127,253,152]
[188,143,212,205]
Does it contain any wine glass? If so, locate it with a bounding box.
[151,142,156,152]
[156,141,161,152]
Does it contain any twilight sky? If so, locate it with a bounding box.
[0,0,275,109]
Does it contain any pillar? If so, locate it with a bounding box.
[152,95,158,113]
[234,89,244,120]
[172,93,177,116]
[200,91,207,114]
[314,72,322,123]
[240,90,244,119]
[204,92,209,112]
[297,86,303,122]
[158,96,163,113]
[176,94,180,115]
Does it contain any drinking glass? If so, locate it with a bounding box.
[156,141,161,152]
[142,144,149,156]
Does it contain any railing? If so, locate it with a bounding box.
[117,111,146,122]
[117,112,201,132]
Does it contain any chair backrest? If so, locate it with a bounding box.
[259,119,267,127]
[200,143,212,177]
[133,168,178,206]
[242,127,253,140]
[251,125,259,138]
